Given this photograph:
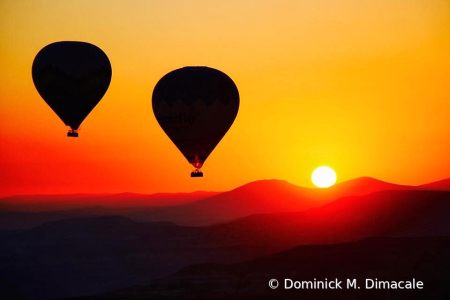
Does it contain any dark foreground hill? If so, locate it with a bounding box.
[90,237,450,300]
[0,190,449,299]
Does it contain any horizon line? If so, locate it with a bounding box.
[1,176,449,198]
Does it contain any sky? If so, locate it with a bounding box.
[0,0,449,196]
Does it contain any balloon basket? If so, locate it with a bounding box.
[191,170,203,178]
[67,131,79,137]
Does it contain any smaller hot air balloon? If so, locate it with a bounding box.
[152,67,240,177]
[32,41,112,137]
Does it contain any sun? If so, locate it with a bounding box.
[312,166,337,188]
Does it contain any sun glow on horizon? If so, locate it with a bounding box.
[312,166,337,188]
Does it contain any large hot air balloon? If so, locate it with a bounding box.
[32,41,112,137]
[152,67,239,177]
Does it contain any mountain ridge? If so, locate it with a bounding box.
[1,177,448,229]
[127,176,425,226]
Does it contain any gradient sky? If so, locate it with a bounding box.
[1,0,449,196]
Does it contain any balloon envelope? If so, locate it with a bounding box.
[152,67,239,175]
[32,41,112,136]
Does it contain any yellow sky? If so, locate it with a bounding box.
[0,0,449,195]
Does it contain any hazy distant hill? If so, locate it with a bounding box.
[1,189,449,299]
[2,177,448,230]
[123,177,436,226]
[95,237,449,300]
[0,191,219,230]
[0,191,220,212]
[418,178,450,191]
[0,206,120,230]
[0,177,417,230]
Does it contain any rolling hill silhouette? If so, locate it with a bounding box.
[105,177,439,226]
[418,178,450,191]
[0,177,416,230]
[1,188,449,299]
[0,177,450,230]
[0,206,121,230]
[0,191,219,212]
[0,192,220,230]
[0,177,447,230]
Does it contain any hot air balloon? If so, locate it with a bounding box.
[152,67,239,177]
[32,41,112,137]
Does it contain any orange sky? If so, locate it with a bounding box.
[1,0,449,196]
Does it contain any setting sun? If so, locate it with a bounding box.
[312,166,337,188]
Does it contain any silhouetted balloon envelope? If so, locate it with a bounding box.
[32,41,112,137]
[152,67,239,177]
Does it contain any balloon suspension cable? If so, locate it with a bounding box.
[191,168,203,178]
[67,128,79,138]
